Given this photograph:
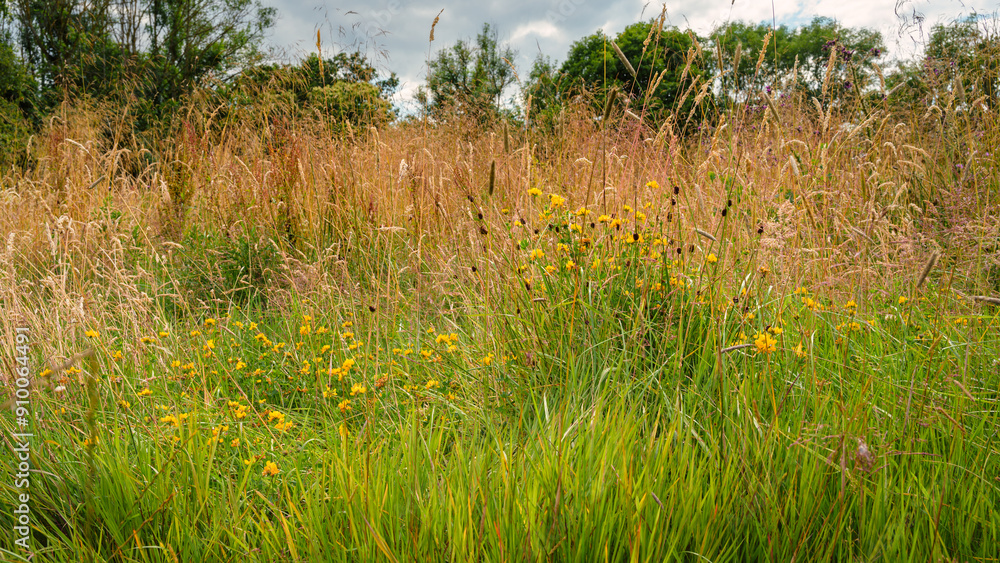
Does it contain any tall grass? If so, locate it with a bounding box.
[1,27,999,562]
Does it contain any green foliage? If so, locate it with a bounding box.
[417,22,518,121]
[11,0,274,117]
[0,31,36,169]
[146,0,275,103]
[174,228,282,313]
[14,0,127,107]
[523,54,562,127]
[228,52,398,127]
[709,17,885,104]
[884,14,1000,115]
[528,20,711,128]
[306,81,392,126]
[925,14,999,108]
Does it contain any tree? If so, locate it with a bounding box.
[231,52,399,127]
[145,0,276,105]
[14,0,125,105]
[417,22,517,120]
[11,0,274,112]
[0,24,37,169]
[708,17,885,103]
[546,20,710,126]
[924,14,999,108]
[707,21,794,102]
[523,54,563,127]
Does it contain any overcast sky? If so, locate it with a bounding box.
[261,0,996,111]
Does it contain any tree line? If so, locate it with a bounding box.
[420,14,999,128]
[0,3,997,167]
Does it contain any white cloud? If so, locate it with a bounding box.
[511,20,562,42]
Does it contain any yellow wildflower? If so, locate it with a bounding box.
[753,332,777,354]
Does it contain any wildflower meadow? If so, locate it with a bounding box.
[1,7,1000,562]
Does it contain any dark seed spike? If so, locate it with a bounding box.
[488,160,496,197]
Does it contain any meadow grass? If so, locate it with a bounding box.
[1,54,1000,561]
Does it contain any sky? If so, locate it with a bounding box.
[260,0,997,111]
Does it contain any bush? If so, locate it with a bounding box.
[307,82,392,127]
[0,34,38,170]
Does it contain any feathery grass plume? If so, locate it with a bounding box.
[691,81,712,110]
[733,43,742,73]
[502,123,509,154]
[762,92,781,125]
[916,251,939,288]
[625,110,642,121]
[429,9,443,42]
[86,175,106,190]
[873,63,886,95]
[955,73,967,105]
[788,154,802,178]
[886,82,905,98]
[850,226,874,243]
[695,228,717,242]
[502,57,521,84]
[612,41,636,79]
[811,97,823,119]
[654,4,665,40]
[755,30,773,74]
[488,160,496,197]
[602,88,618,125]
[316,29,323,76]
[821,46,837,99]
[642,20,656,50]
[689,31,703,59]
[647,69,667,103]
